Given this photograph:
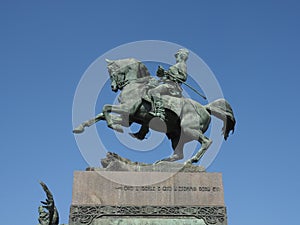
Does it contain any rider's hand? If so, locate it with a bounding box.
[156,65,165,77]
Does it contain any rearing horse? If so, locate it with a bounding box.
[73,58,235,164]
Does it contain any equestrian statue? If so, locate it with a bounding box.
[73,49,235,164]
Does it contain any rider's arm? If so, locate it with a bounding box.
[168,64,187,82]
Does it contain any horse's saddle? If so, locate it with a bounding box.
[142,94,185,117]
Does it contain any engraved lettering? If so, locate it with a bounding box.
[198,186,211,191]
[123,186,134,191]
[141,186,156,191]
[174,186,197,191]
[162,186,172,191]
[212,187,221,192]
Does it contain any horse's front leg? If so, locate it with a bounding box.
[103,104,130,133]
[73,113,105,133]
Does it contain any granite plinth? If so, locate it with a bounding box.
[71,171,224,206]
[69,170,227,225]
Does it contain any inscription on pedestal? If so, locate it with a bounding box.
[115,185,221,192]
[72,171,224,206]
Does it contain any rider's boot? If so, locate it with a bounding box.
[149,95,165,121]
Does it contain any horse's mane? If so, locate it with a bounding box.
[108,58,150,79]
[137,60,151,78]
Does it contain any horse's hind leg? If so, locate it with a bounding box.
[170,135,185,160]
[180,124,212,164]
[155,135,184,163]
[185,129,212,164]
[193,133,212,163]
[129,124,149,140]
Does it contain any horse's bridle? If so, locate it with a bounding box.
[111,72,129,89]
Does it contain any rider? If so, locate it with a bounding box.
[148,48,189,120]
[129,49,189,140]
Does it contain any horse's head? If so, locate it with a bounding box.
[106,58,150,92]
[106,59,120,92]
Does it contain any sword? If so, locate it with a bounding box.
[181,80,207,100]
[165,71,207,100]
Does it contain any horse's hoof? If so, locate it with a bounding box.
[184,160,192,165]
[154,160,163,165]
[161,155,183,162]
[184,158,197,165]
[155,154,183,164]
[129,132,145,140]
[73,125,85,134]
[172,154,183,161]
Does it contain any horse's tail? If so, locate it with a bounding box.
[205,98,236,140]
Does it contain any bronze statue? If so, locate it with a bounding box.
[73,50,235,164]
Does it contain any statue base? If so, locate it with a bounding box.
[68,153,228,225]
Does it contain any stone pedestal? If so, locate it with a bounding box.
[69,170,227,225]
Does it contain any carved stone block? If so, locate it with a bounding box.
[69,171,227,225]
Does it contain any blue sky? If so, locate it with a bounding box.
[1,1,300,224]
